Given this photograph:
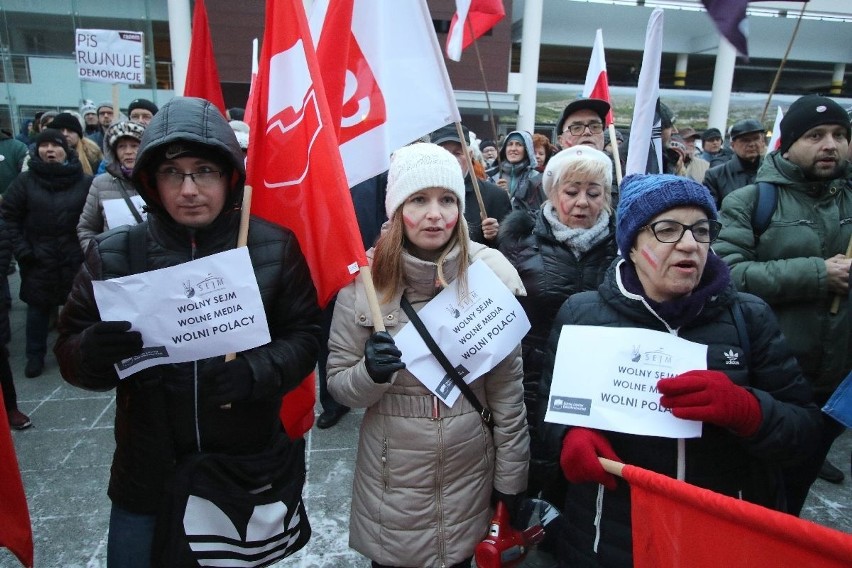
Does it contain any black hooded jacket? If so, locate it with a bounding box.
[1,151,91,307]
[54,97,322,514]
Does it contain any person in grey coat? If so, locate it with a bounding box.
[77,121,146,252]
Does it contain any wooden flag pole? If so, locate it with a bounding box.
[760,2,807,123]
[455,122,488,221]
[359,266,386,333]
[608,123,624,185]
[829,234,852,315]
[599,457,625,478]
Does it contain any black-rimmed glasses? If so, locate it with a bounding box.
[563,122,604,136]
[643,219,722,244]
[155,169,225,188]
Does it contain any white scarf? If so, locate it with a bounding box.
[542,202,611,259]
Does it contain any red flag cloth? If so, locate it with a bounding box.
[582,29,614,126]
[624,464,852,568]
[184,0,226,114]
[246,0,367,308]
[279,372,316,440]
[0,394,33,568]
[445,0,505,61]
[309,0,461,188]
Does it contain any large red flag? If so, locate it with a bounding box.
[445,0,505,62]
[625,464,852,567]
[0,394,33,568]
[183,0,226,115]
[582,29,614,126]
[309,0,461,188]
[246,0,366,309]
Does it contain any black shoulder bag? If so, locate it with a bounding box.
[400,296,494,429]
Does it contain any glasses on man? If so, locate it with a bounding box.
[643,219,722,244]
[155,168,225,188]
[563,121,604,136]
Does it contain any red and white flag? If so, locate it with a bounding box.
[310,0,461,188]
[770,105,783,152]
[0,395,33,568]
[625,8,664,176]
[183,0,226,115]
[445,0,505,62]
[582,29,614,126]
[246,0,366,308]
[242,38,259,127]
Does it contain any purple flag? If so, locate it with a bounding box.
[702,0,808,57]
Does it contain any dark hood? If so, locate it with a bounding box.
[131,97,246,219]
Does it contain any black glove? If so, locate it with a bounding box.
[491,490,526,530]
[79,321,143,370]
[199,357,254,406]
[364,331,405,383]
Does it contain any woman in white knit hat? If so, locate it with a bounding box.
[327,143,530,568]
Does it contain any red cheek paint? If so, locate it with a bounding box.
[445,218,458,230]
[640,247,660,270]
[403,214,417,229]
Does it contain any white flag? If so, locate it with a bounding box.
[625,8,664,176]
[770,105,783,152]
[582,29,614,126]
[310,0,461,187]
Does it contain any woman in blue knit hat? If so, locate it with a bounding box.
[538,173,822,567]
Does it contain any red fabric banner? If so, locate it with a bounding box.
[445,0,505,62]
[625,464,852,568]
[279,371,316,440]
[184,0,226,114]
[246,0,366,308]
[0,394,33,568]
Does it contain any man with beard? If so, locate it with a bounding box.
[715,94,851,513]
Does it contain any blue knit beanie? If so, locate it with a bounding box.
[616,174,717,255]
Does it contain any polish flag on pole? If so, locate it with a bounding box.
[242,38,259,127]
[625,8,665,176]
[445,0,506,62]
[246,0,366,308]
[770,105,783,152]
[582,29,614,126]
[183,0,226,115]
[310,0,461,187]
[0,396,33,568]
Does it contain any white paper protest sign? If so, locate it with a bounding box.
[102,196,146,229]
[93,248,271,379]
[76,29,146,84]
[544,325,706,438]
[394,259,530,407]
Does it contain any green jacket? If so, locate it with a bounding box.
[715,151,852,401]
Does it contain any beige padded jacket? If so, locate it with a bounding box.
[327,241,530,567]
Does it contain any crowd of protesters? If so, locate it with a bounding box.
[0,91,849,567]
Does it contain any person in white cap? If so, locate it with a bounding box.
[327,142,529,568]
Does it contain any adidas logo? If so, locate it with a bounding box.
[724,349,740,366]
[184,495,305,566]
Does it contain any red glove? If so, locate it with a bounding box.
[560,428,621,490]
[658,370,762,437]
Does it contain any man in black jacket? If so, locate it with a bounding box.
[54,97,322,568]
[703,118,766,207]
[431,123,511,246]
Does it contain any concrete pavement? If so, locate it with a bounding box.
[1,268,850,567]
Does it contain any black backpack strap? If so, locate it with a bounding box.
[116,180,145,224]
[400,296,494,429]
[751,182,777,243]
[128,222,147,275]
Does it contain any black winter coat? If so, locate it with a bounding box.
[54,97,323,514]
[1,153,91,307]
[0,219,12,344]
[465,174,511,246]
[499,209,616,462]
[703,154,761,208]
[539,259,821,567]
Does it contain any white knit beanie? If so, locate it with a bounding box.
[543,146,613,197]
[385,143,465,218]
